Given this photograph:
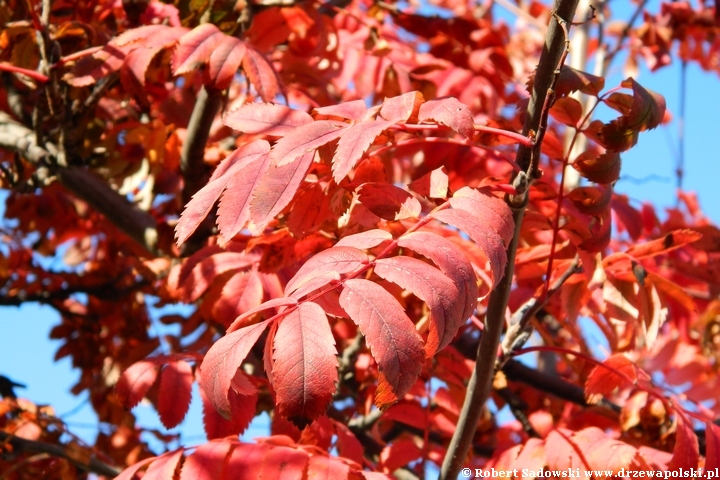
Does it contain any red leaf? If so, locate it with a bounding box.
[555,65,605,97]
[356,183,422,220]
[223,104,313,137]
[546,427,636,473]
[339,279,425,409]
[315,99,367,121]
[270,120,346,167]
[573,151,621,184]
[451,187,514,245]
[409,167,449,199]
[206,35,247,89]
[285,246,368,294]
[286,183,334,238]
[243,45,282,102]
[199,321,270,418]
[584,354,644,403]
[173,23,226,75]
[668,415,700,469]
[374,256,462,357]
[143,450,184,480]
[398,231,478,323]
[705,422,720,472]
[122,27,187,88]
[379,91,424,123]
[199,384,256,439]
[335,229,393,249]
[223,442,309,479]
[625,229,703,259]
[216,148,273,242]
[550,97,583,127]
[213,270,264,326]
[307,454,350,480]
[180,251,257,302]
[248,151,315,233]
[157,360,194,429]
[227,297,299,332]
[380,438,422,473]
[179,439,234,480]
[418,97,475,138]
[332,120,393,182]
[116,360,161,409]
[431,208,507,288]
[332,420,364,465]
[176,140,270,246]
[272,302,338,426]
[599,78,666,152]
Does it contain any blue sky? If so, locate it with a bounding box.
[1,0,719,461]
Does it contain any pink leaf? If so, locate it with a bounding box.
[176,140,270,246]
[116,360,161,409]
[227,297,299,332]
[173,23,226,74]
[450,187,515,245]
[335,229,393,249]
[379,91,424,123]
[270,120,347,167]
[243,45,282,102]
[398,231,478,324]
[180,251,257,302]
[431,208,507,288]
[418,97,475,138]
[356,183,422,220]
[315,99,367,121]
[158,360,194,429]
[223,104,313,137]
[123,27,187,87]
[374,256,462,357]
[285,246,368,294]
[143,450,184,480]
[249,151,316,233]
[179,439,234,480]
[206,35,247,89]
[199,321,270,418]
[272,302,338,426]
[332,120,393,182]
[216,148,273,242]
[339,279,425,409]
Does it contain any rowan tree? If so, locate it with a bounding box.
[1,0,719,478]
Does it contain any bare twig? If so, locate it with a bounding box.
[603,0,650,70]
[676,60,687,202]
[439,2,580,478]
[498,256,580,366]
[0,431,121,478]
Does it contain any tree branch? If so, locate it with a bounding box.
[181,86,224,205]
[439,1,580,478]
[0,431,121,478]
[0,112,159,255]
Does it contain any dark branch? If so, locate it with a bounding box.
[0,431,121,478]
[0,112,159,255]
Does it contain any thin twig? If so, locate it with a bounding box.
[676,60,687,202]
[439,2,580,478]
[603,0,650,70]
